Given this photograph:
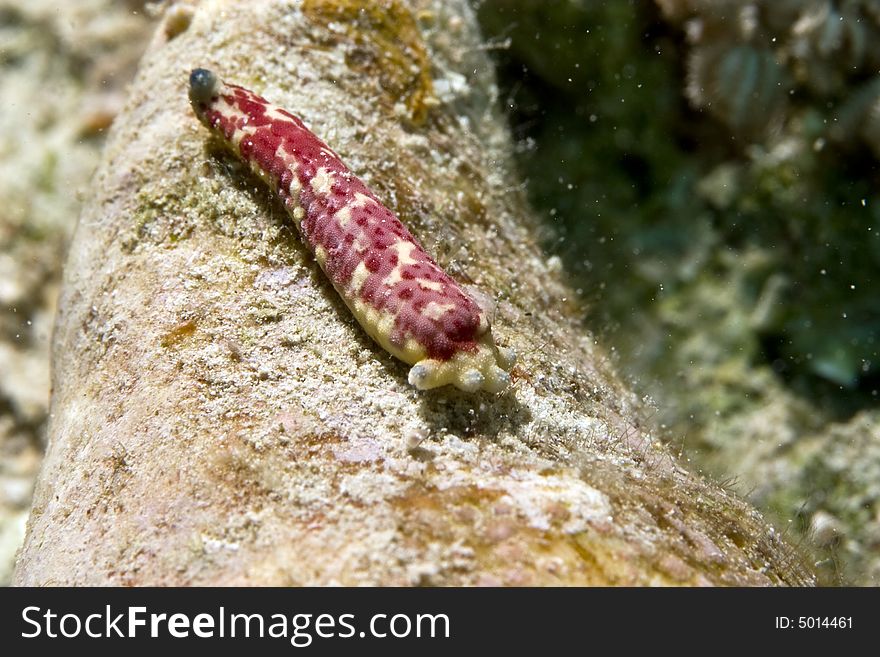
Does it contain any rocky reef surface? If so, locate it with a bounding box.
[0,0,154,584]
[478,0,879,585]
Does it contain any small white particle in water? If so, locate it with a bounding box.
[405,428,427,450]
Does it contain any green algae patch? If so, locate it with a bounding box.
[303,0,436,125]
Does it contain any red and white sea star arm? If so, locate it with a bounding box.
[188,69,515,392]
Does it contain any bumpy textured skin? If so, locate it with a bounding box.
[188,69,514,392]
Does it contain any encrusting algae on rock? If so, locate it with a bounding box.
[188,68,515,392]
